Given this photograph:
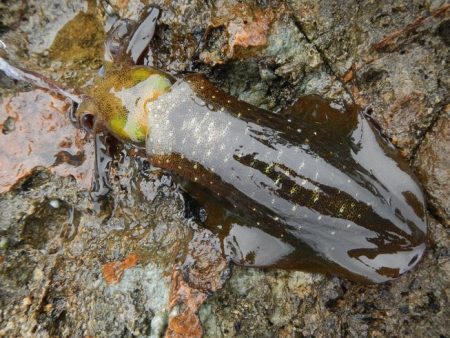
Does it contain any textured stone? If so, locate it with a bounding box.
[415,109,450,225]
[0,0,449,337]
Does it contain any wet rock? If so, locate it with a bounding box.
[415,110,450,225]
[1,0,450,337]
[108,0,213,73]
[165,229,230,337]
[437,19,450,46]
[0,161,196,336]
[199,268,325,337]
[149,1,212,73]
[106,0,146,20]
[1,0,88,56]
[199,1,276,64]
[46,11,105,87]
[0,90,94,193]
[200,1,350,111]
[0,0,103,89]
[182,229,229,293]
[287,1,442,74]
[289,1,450,158]
[167,269,206,338]
[48,11,104,64]
[0,0,24,35]
[102,253,140,284]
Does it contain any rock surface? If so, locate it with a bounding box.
[415,109,450,225]
[0,0,449,337]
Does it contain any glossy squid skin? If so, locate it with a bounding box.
[78,67,427,283]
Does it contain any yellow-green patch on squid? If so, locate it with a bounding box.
[76,66,175,144]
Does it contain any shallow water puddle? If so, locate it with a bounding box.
[0,89,94,192]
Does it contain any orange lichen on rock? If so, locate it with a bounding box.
[165,270,207,338]
[0,89,94,193]
[226,6,274,53]
[201,1,276,63]
[343,69,354,83]
[167,310,203,338]
[113,0,130,10]
[102,253,139,284]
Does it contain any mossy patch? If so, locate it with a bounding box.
[49,11,105,64]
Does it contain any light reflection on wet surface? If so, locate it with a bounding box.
[0,90,94,193]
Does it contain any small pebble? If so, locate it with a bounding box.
[0,237,8,249]
[49,200,60,208]
[22,297,32,308]
[2,117,15,134]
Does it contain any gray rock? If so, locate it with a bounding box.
[415,112,450,225]
[1,0,449,337]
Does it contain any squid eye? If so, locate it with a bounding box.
[80,112,96,132]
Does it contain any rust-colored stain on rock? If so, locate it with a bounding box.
[225,6,274,52]
[102,253,139,284]
[201,1,276,64]
[108,0,130,11]
[167,311,203,338]
[166,270,207,338]
[0,89,94,192]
